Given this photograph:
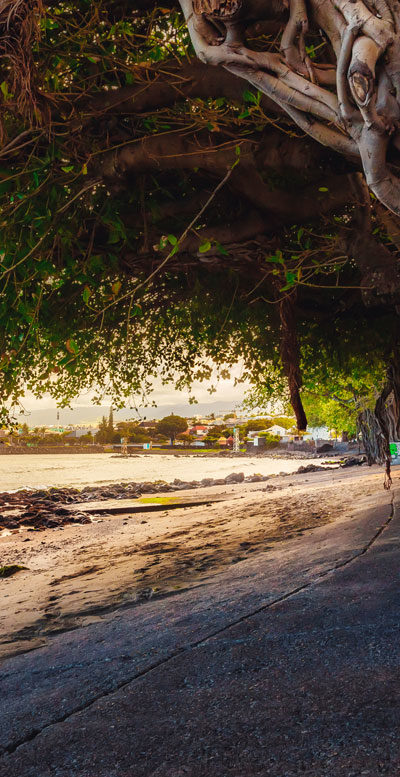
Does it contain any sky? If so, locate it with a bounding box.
[15,369,254,426]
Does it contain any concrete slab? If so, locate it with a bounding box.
[0,486,397,775]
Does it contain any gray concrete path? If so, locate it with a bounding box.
[1,486,399,776]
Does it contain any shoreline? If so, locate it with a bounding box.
[0,458,366,532]
[0,465,390,659]
[0,446,350,458]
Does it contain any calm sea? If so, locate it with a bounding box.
[0,454,306,492]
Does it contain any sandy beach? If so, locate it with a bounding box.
[0,464,392,660]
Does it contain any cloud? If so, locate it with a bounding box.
[17,365,251,417]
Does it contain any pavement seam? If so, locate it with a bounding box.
[2,490,396,759]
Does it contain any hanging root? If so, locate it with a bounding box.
[358,372,397,488]
[279,291,307,432]
[280,0,314,80]
[384,457,393,489]
[0,0,44,121]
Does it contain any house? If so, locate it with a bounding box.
[189,425,208,436]
[223,417,237,426]
[138,420,157,429]
[266,425,290,440]
[217,436,228,446]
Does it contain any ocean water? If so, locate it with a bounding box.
[0,453,308,492]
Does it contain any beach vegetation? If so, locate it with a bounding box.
[0,565,28,578]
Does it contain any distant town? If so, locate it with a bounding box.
[0,409,330,451]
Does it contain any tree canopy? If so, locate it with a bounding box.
[0,0,400,470]
[156,414,188,442]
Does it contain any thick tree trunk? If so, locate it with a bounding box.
[179,0,400,216]
[279,292,307,432]
[357,352,400,486]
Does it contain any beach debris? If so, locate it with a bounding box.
[0,564,28,578]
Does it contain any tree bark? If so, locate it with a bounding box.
[279,291,307,432]
[179,0,400,216]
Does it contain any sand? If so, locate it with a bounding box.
[0,465,392,659]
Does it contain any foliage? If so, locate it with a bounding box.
[0,565,27,578]
[156,414,188,443]
[95,408,115,443]
[203,425,229,444]
[0,0,398,435]
[257,433,281,449]
[177,432,194,447]
[245,418,272,433]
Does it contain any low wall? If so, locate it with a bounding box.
[0,445,107,455]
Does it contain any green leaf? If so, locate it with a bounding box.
[82,286,92,304]
[266,251,284,264]
[65,338,79,355]
[0,81,13,100]
[243,89,258,105]
[198,240,212,253]
[167,234,177,246]
[81,163,88,175]
[61,165,74,173]
[318,186,329,192]
[216,242,228,256]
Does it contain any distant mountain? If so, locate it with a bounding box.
[17,400,241,428]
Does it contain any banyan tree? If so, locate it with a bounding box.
[1,0,400,479]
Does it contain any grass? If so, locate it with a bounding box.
[0,564,28,578]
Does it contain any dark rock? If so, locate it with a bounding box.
[225,472,245,484]
[316,443,334,453]
[296,464,326,474]
[139,484,157,493]
[340,456,366,468]
[1,517,19,528]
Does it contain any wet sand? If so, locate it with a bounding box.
[0,466,392,659]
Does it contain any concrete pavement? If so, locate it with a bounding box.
[1,483,399,776]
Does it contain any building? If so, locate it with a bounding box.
[65,428,93,439]
[189,425,208,437]
[266,424,289,436]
